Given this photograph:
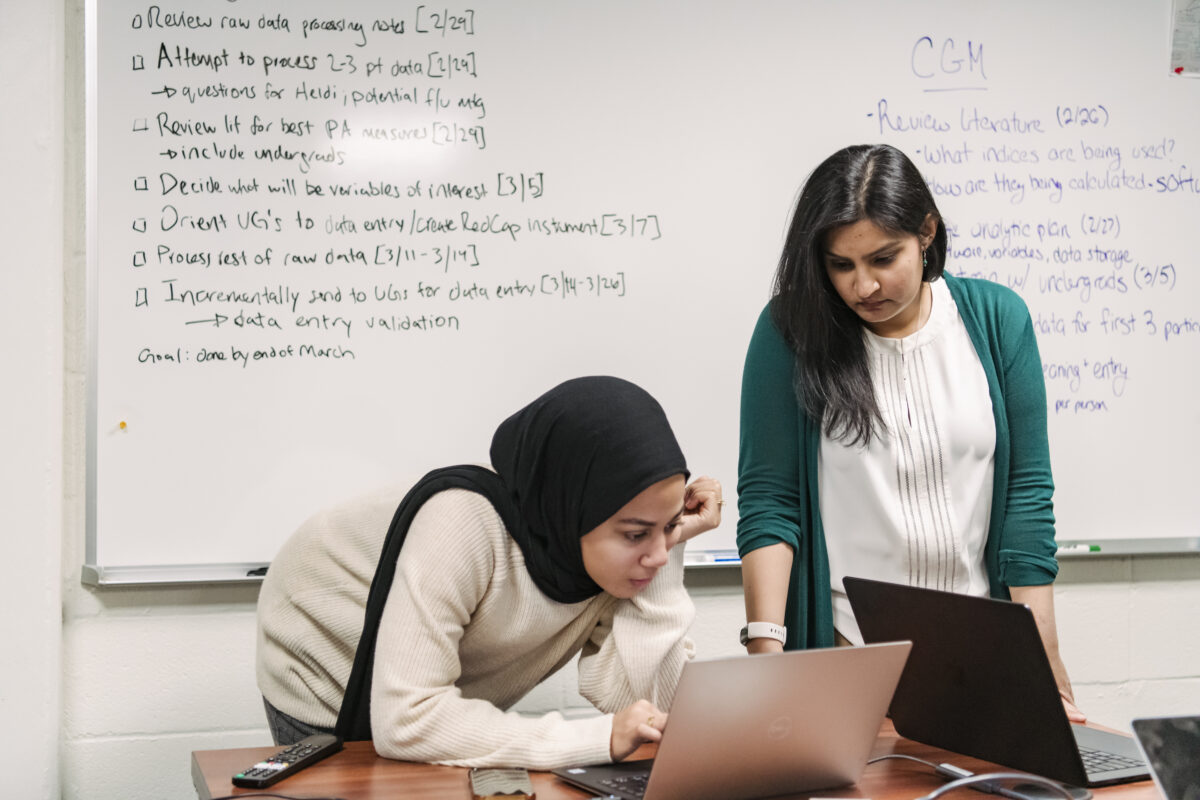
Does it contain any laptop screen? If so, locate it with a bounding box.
[552,642,913,800]
[1131,716,1200,800]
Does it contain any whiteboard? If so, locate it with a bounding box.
[87,0,1200,577]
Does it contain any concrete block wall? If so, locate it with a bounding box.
[1056,557,1200,725]
[60,594,268,800]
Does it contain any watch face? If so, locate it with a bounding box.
[739,626,749,645]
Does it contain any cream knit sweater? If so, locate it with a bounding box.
[256,484,696,769]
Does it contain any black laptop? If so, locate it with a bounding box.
[843,576,1149,787]
[1131,716,1200,800]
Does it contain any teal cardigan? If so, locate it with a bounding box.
[736,274,1059,649]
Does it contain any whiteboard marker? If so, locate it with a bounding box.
[1057,544,1101,554]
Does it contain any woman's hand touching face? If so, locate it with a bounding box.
[677,475,722,544]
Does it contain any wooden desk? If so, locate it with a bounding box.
[192,722,1159,800]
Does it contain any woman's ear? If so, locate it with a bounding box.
[919,212,939,249]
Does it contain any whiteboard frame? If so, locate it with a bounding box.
[78,539,1200,587]
[80,0,1200,585]
[84,0,101,575]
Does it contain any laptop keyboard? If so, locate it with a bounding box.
[1079,745,1143,774]
[598,773,649,799]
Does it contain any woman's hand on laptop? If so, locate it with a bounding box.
[611,700,666,761]
[1061,691,1087,724]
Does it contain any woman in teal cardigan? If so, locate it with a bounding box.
[737,144,1082,721]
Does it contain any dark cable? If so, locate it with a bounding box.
[916,771,1079,800]
[867,753,1089,800]
[868,753,977,781]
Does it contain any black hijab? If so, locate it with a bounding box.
[335,376,688,740]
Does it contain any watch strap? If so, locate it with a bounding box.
[739,621,786,646]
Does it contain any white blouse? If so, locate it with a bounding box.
[820,279,996,644]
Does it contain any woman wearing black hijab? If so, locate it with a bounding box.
[255,377,723,769]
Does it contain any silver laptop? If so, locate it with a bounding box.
[552,641,912,800]
[1132,716,1200,800]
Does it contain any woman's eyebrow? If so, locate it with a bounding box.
[617,505,685,527]
[825,240,904,260]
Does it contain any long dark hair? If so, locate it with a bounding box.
[771,144,947,445]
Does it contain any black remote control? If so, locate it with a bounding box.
[231,733,343,788]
